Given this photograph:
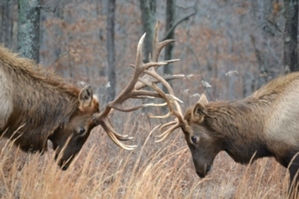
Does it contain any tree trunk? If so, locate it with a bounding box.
[283,0,298,73]
[139,0,156,62]
[106,0,116,102]
[163,0,176,91]
[17,0,40,63]
[1,0,13,48]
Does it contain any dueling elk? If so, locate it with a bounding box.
[149,71,299,195]
[0,23,182,170]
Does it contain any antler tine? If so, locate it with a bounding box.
[146,82,184,121]
[155,122,181,142]
[151,22,173,63]
[146,22,183,113]
[100,118,137,150]
[139,74,184,90]
[135,21,182,92]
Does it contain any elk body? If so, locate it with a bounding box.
[154,72,299,195]
[0,46,100,169]
[0,23,182,170]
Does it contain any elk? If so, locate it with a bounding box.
[0,22,182,170]
[149,71,299,195]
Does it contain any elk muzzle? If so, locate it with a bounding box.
[54,152,75,170]
[193,158,213,178]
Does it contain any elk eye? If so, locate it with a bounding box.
[78,127,85,134]
[191,136,199,144]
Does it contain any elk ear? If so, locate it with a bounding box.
[191,102,207,122]
[198,94,209,105]
[77,81,88,88]
[79,85,93,108]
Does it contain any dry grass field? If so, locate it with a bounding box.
[0,1,293,198]
[0,112,292,199]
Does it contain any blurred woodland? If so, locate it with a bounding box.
[0,0,298,198]
[0,0,292,104]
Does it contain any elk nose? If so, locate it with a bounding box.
[196,170,206,178]
[61,165,68,171]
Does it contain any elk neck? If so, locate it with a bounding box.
[203,97,274,164]
[0,46,81,151]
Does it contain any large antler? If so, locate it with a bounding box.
[92,22,183,150]
[141,24,188,142]
[147,83,187,142]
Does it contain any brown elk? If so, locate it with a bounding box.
[149,72,299,195]
[0,23,182,170]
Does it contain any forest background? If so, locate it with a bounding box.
[0,0,297,198]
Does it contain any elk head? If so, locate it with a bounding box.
[51,22,184,170]
[149,79,218,177]
[49,85,99,170]
[182,94,221,177]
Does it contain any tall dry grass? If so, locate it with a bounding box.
[0,113,291,199]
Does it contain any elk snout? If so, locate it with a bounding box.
[195,163,212,178]
[56,157,72,170]
[60,163,69,171]
[54,153,73,170]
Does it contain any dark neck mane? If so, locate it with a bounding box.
[0,46,79,96]
[204,99,273,164]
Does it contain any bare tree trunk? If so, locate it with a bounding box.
[1,0,13,48]
[139,0,156,62]
[106,0,116,102]
[283,0,298,73]
[17,0,40,63]
[54,5,64,60]
[163,0,176,90]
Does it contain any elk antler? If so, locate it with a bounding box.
[92,22,184,150]
[147,82,187,142]
[137,23,188,143]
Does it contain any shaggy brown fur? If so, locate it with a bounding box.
[183,72,299,195]
[0,45,99,169]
